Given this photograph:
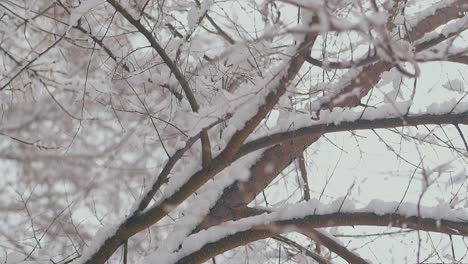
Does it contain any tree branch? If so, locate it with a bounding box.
[272,235,332,264]
[106,0,200,112]
[176,211,468,264]
[298,153,311,202]
[197,0,468,240]
[300,228,370,264]
[78,18,319,263]
[201,129,212,168]
[407,0,468,40]
[238,112,468,157]
[238,207,370,264]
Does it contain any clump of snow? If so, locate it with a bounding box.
[368,12,389,26]
[443,79,465,93]
[379,68,403,102]
[187,0,213,32]
[445,169,467,187]
[75,221,121,264]
[426,98,468,114]
[413,132,438,144]
[323,100,412,125]
[244,94,467,152]
[393,13,405,26]
[187,3,199,32]
[3,253,26,264]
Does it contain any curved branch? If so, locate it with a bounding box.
[235,207,370,264]
[176,212,468,264]
[238,112,468,157]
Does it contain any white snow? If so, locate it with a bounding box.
[144,198,468,264]
[148,149,265,258]
[187,0,213,33]
[75,221,121,264]
[405,0,460,29]
[443,79,466,93]
[415,15,468,47]
[187,3,198,32]
[426,98,468,114]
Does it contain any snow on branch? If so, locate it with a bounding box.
[146,198,468,264]
[239,102,468,157]
[405,0,468,40]
[303,0,467,113]
[146,150,266,257]
[74,12,319,263]
[106,0,200,112]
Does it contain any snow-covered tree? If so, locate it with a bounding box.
[1,0,468,263]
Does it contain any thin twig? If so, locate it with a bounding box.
[107,0,200,112]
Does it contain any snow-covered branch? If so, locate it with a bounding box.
[239,106,468,157]
[154,199,468,264]
[75,14,320,264]
[2,0,468,263]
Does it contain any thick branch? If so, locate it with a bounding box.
[176,212,468,264]
[78,21,319,264]
[408,0,467,40]
[239,207,370,264]
[197,111,468,232]
[196,59,390,231]
[193,6,468,238]
[200,129,212,168]
[76,2,467,262]
[197,1,468,236]
[238,112,468,157]
[196,135,318,231]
